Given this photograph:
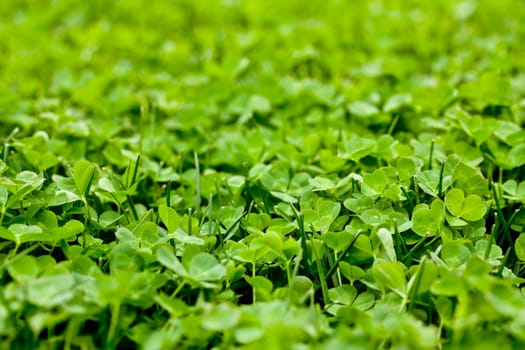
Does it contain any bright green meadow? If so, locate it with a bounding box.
[1,0,525,349]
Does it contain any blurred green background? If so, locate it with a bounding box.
[1,0,524,101]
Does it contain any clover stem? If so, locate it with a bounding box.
[194,152,201,215]
[309,225,329,305]
[171,281,187,298]
[428,139,434,170]
[107,302,121,347]
[251,262,257,303]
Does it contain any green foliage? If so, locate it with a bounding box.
[0,0,525,348]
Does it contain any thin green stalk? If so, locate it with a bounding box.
[274,204,292,222]
[485,220,498,260]
[188,208,193,235]
[286,259,293,290]
[122,155,141,222]
[309,225,329,305]
[2,127,19,163]
[194,152,201,215]
[166,180,172,207]
[252,261,257,303]
[0,206,5,226]
[107,302,121,347]
[403,236,429,263]
[387,114,400,135]
[412,176,420,204]
[82,204,90,249]
[393,222,408,257]
[290,205,310,264]
[491,182,506,227]
[287,253,303,304]
[223,213,244,241]
[248,180,272,214]
[204,193,213,230]
[131,209,152,234]
[428,139,434,170]
[491,185,511,247]
[128,155,141,189]
[497,248,511,277]
[401,186,415,212]
[170,281,187,298]
[325,231,361,280]
[126,195,139,222]
[64,317,80,350]
[332,251,342,286]
[109,193,127,223]
[405,256,427,312]
[500,208,520,240]
[83,166,96,198]
[437,162,445,197]
[81,167,96,246]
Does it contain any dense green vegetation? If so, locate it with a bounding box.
[1,0,525,348]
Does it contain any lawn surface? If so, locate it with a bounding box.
[1,1,525,349]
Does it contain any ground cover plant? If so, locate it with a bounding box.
[1,0,525,349]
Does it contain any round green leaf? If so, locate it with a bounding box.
[445,188,464,217]
[515,233,525,261]
[441,241,471,268]
[412,200,444,237]
[383,93,412,112]
[328,285,357,305]
[189,253,226,282]
[506,144,525,168]
[372,261,407,297]
[460,194,486,221]
[202,304,240,331]
[157,246,187,277]
[7,255,40,283]
[347,101,379,117]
